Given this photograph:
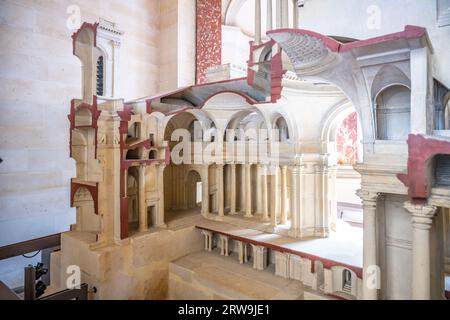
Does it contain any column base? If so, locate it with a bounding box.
[288,229,299,238]
[288,227,330,239]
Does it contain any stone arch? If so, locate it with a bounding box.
[72,23,103,103]
[125,148,143,160]
[74,108,93,127]
[371,65,411,102]
[374,84,411,140]
[149,149,158,160]
[184,169,203,210]
[72,186,100,233]
[163,111,215,146]
[271,112,294,142]
[71,127,97,180]
[224,108,269,141]
[321,100,360,160]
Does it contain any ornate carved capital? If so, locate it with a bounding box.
[404,201,437,230]
[356,189,380,209]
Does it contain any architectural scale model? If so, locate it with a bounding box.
[1,0,450,301]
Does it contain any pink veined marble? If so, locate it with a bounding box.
[196,0,222,84]
[336,112,358,165]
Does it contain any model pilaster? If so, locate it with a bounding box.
[357,189,380,300]
[404,201,437,300]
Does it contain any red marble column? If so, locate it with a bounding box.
[196,0,222,84]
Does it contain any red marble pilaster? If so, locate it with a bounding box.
[196,0,222,84]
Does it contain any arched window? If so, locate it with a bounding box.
[96,56,104,96]
[342,269,352,292]
[126,149,140,160]
[376,85,411,140]
[149,150,158,160]
[275,117,290,142]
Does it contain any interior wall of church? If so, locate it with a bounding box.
[223,0,450,88]
[159,0,196,91]
[0,0,162,287]
[297,0,450,88]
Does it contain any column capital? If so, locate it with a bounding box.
[289,164,305,174]
[404,201,437,230]
[356,189,380,208]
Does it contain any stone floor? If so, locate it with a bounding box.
[196,217,363,267]
[169,251,305,300]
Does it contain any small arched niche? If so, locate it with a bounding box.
[74,108,93,127]
[274,116,290,142]
[127,169,139,234]
[73,187,100,233]
[127,122,141,144]
[126,148,141,160]
[375,85,411,140]
[149,149,158,160]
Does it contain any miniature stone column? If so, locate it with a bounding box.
[289,165,300,237]
[357,189,379,300]
[202,230,213,252]
[217,164,224,217]
[240,164,246,213]
[404,201,437,300]
[270,166,279,227]
[256,164,263,214]
[157,164,166,227]
[138,166,148,232]
[255,0,262,45]
[219,235,230,256]
[201,166,209,216]
[251,245,268,270]
[245,164,253,218]
[237,241,249,264]
[267,0,273,31]
[280,166,288,224]
[262,165,270,221]
[230,164,237,215]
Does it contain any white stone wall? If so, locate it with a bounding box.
[223,0,450,88]
[0,0,161,286]
[159,0,196,91]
